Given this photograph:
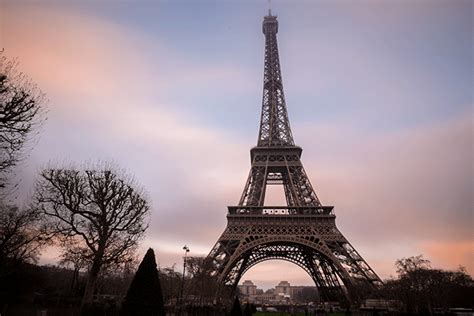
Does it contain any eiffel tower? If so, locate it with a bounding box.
[207,12,382,302]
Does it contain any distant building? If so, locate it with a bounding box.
[291,286,320,303]
[238,280,257,296]
[238,280,318,304]
[265,288,275,294]
[275,281,291,296]
[290,286,306,297]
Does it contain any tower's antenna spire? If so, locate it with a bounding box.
[268,0,272,16]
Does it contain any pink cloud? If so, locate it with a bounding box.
[421,241,474,273]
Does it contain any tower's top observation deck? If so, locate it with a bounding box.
[263,14,278,34]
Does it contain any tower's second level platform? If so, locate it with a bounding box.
[228,205,334,216]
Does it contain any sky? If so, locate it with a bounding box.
[1,0,472,290]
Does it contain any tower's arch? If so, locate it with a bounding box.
[217,238,353,302]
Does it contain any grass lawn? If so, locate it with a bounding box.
[254,313,346,316]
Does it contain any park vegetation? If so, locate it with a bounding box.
[377,256,473,314]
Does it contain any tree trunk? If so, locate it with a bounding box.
[71,267,79,291]
[81,255,103,310]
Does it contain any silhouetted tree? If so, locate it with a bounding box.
[58,246,90,293]
[0,51,45,189]
[378,255,474,313]
[185,256,222,303]
[121,248,165,316]
[34,164,150,309]
[159,265,181,303]
[0,203,50,268]
[229,296,242,316]
[0,204,50,314]
[395,254,431,275]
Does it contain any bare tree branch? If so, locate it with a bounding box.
[0,51,46,190]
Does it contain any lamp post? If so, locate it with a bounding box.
[178,245,190,315]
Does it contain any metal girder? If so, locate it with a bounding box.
[238,149,322,208]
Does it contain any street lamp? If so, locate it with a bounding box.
[178,245,190,315]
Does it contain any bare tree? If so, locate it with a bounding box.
[96,255,139,296]
[58,245,91,293]
[159,264,182,303]
[378,256,474,313]
[0,203,50,268]
[34,165,150,308]
[186,256,226,304]
[0,51,45,188]
[395,254,431,275]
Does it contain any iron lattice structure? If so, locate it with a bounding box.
[206,13,382,303]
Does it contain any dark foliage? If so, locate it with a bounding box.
[185,256,225,304]
[158,265,181,303]
[243,302,253,316]
[229,296,242,316]
[293,286,319,303]
[0,260,138,315]
[121,248,165,316]
[0,204,50,268]
[0,263,81,314]
[377,256,474,313]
